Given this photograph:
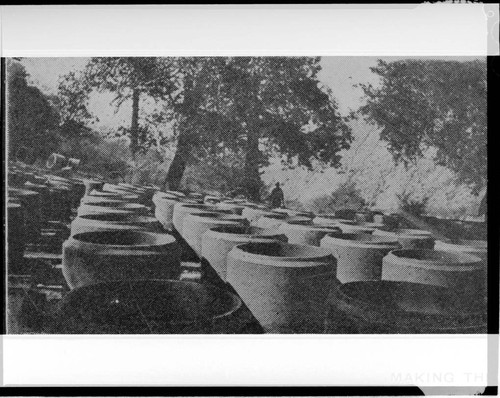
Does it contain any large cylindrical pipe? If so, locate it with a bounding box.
[321,232,400,283]
[227,241,337,333]
[62,230,181,289]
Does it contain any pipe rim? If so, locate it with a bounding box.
[57,279,243,329]
[68,229,176,248]
[321,232,400,249]
[230,241,334,266]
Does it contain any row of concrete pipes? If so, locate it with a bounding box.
[7,166,488,334]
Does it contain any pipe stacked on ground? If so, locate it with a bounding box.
[227,241,337,333]
[278,221,341,246]
[321,232,400,283]
[62,230,181,289]
[182,212,249,257]
[70,213,163,236]
[52,280,248,334]
[201,225,287,282]
[373,228,435,249]
[382,249,485,291]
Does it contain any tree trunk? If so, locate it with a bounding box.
[163,130,190,191]
[130,89,140,161]
[244,129,261,202]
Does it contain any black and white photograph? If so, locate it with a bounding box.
[5,54,488,335]
[1,3,497,391]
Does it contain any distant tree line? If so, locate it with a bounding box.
[7,57,486,203]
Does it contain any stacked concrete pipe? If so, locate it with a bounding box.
[152,192,186,231]
[321,232,400,283]
[172,203,229,234]
[227,241,337,333]
[253,212,290,229]
[278,221,341,246]
[51,279,249,334]
[81,191,141,204]
[382,249,485,292]
[241,204,273,224]
[70,213,163,236]
[83,180,105,196]
[373,228,435,249]
[337,221,384,235]
[62,230,181,289]
[46,153,67,170]
[77,201,149,217]
[325,280,487,334]
[201,225,287,282]
[182,212,249,257]
[434,240,487,261]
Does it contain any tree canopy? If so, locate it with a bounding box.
[7,60,60,159]
[58,57,178,158]
[164,57,352,199]
[59,57,352,198]
[359,59,487,194]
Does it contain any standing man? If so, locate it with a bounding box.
[268,182,285,209]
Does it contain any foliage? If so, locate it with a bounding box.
[57,131,131,180]
[307,180,366,213]
[58,57,178,157]
[180,149,247,194]
[396,192,429,216]
[168,57,353,198]
[359,59,487,194]
[59,57,352,197]
[7,59,60,160]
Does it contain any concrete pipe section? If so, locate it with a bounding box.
[67,158,81,169]
[81,192,141,204]
[62,230,181,289]
[204,195,223,205]
[201,225,287,282]
[278,221,341,246]
[83,180,105,196]
[321,232,400,283]
[216,200,247,215]
[325,281,487,334]
[337,221,384,234]
[77,201,150,217]
[313,214,356,226]
[373,228,435,249]
[163,190,186,198]
[382,249,485,294]
[182,212,248,257]
[271,208,315,219]
[46,153,67,170]
[172,203,229,234]
[227,241,337,333]
[253,212,290,229]
[354,211,374,224]
[241,204,273,224]
[152,192,185,231]
[103,183,153,205]
[70,213,163,236]
[434,240,487,261]
[51,280,247,334]
[47,176,86,209]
